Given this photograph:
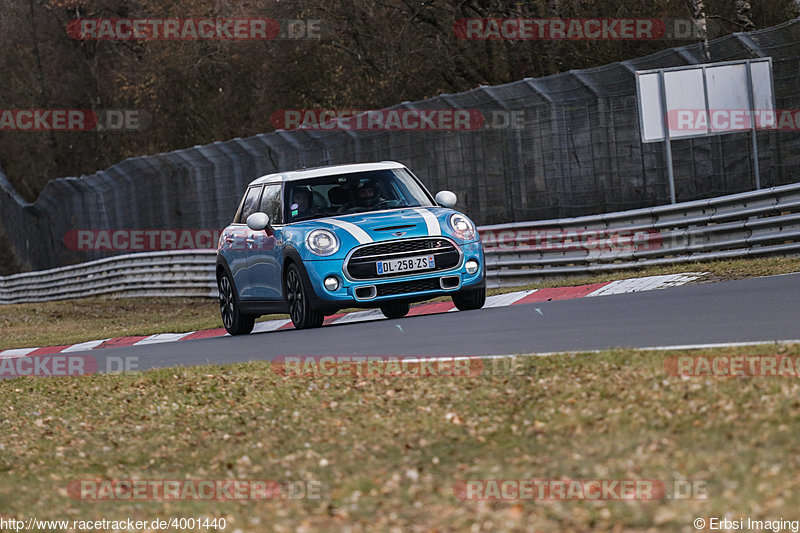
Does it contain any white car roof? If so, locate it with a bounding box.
[249,161,407,186]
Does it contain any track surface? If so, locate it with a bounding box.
[67,273,800,372]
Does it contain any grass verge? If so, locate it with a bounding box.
[2,255,798,350]
[1,344,799,531]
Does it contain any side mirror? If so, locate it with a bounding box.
[434,190,457,208]
[246,212,270,231]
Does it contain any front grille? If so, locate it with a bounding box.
[351,238,449,258]
[346,237,461,280]
[375,278,442,297]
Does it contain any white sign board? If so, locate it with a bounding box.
[636,58,774,143]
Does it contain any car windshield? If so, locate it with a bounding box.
[285,168,435,223]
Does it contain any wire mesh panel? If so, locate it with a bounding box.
[1,21,800,271]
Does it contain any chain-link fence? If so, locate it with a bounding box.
[2,20,799,273]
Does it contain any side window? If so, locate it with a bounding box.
[237,186,263,224]
[258,184,283,225]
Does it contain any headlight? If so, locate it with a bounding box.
[448,213,476,241]
[306,229,340,256]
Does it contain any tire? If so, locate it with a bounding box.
[284,263,325,329]
[218,271,255,335]
[452,285,486,311]
[380,301,410,319]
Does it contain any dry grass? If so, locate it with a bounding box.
[1,344,799,531]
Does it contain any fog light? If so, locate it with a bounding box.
[465,259,479,274]
[324,276,340,291]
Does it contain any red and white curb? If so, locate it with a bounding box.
[1,273,706,358]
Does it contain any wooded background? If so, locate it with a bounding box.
[2,0,798,201]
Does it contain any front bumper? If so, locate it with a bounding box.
[303,240,484,309]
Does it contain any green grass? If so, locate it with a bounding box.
[1,255,798,350]
[1,344,799,531]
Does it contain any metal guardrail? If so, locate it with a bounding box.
[482,181,800,287]
[0,250,218,304]
[2,182,800,303]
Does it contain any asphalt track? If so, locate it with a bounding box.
[70,273,800,372]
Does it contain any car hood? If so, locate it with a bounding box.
[328,207,448,240]
[287,206,475,254]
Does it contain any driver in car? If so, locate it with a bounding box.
[354,181,386,208]
[291,188,315,218]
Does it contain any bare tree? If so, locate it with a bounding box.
[735,1,756,31]
[1,0,798,203]
[692,0,708,41]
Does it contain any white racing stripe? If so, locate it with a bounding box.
[332,309,385,324]
[448,290,536,312]
[0,347,40,358]
[62,339,109,352]
[324,219,373,244]
[484,290,537,308]
[253,319,292,333]
[133,332,194,345]
[411,208,442,236]
[586,273,707,297]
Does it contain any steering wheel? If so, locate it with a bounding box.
[372,199,391,210]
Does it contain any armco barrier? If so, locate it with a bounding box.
[482,181,800,287]
[0,250,218,304]
[2,183,800,303]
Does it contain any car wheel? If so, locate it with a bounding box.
[218,271,255,335]
[452,285,486,311]
[380,301,410,319]
[285,263,325,329]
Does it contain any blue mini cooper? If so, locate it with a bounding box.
[216,161,485,335]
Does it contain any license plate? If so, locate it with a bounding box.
[376,254,435,275]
